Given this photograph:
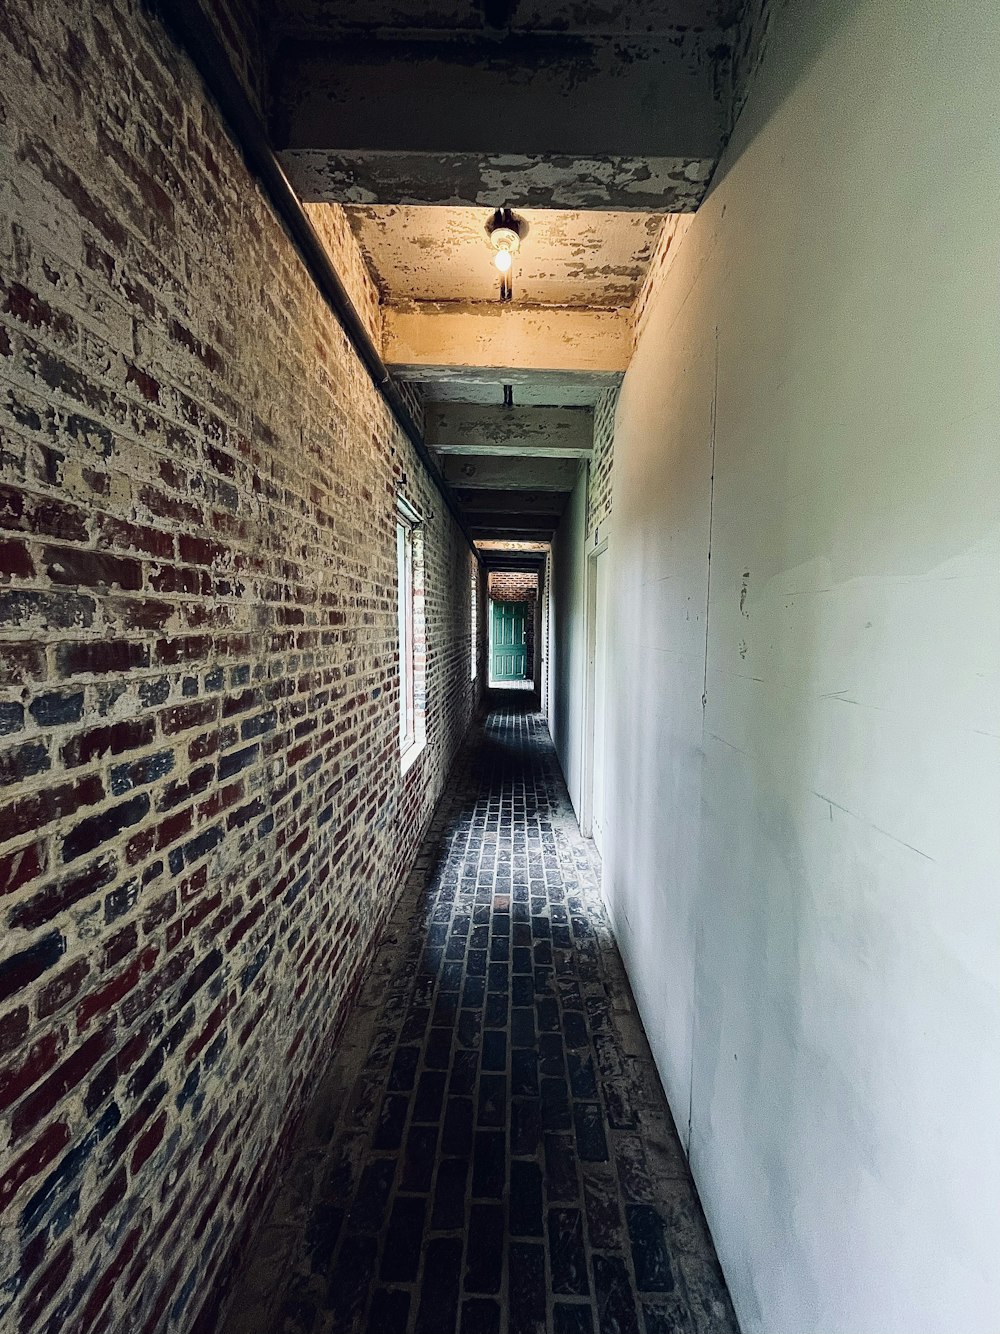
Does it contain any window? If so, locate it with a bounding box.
[397,518,414,746]
[470,564,478,681]
[396,497,424,770]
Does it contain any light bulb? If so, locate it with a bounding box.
[494,249,512,274]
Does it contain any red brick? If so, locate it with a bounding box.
[42,545,142,591]
[60,717,155,767]
[0,1029,67,1113]
[0,537,34,577]
[82,1162,128,1239]
[4,282,74,335]
[0,1006,31,1057]
[55,640,150,676]
[0,840,46,898]
[0,1120,71,1213]
[75,945,158,1033]
[103,923,139,969]
[36,959,90,1019]
[0,774,103,843]
[0,483,88,542]
[75,1224,142,1334]
[95,515,174,558]
[18,1237,74,1330]
[10,1023,116,1143]
[131,1108,167,1173]
[125,362,161,402]
[8,855,117,930]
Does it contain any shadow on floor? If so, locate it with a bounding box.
[220,702,739,1334]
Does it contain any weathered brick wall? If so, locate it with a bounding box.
[200,0,266,117]
[303,203,384,352]
[487,571,537,605]
[586,386,618,539]
[0,2,479,1332]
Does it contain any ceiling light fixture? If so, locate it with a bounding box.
[486,208,525,303]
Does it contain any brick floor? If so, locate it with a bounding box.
[221,698,740,1334]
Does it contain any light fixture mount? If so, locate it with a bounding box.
[486,208,525,302]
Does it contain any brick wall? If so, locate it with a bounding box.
[0,2,479,1332]
[586,386,618,539]
[303,203,384,352]
[487,571,537,605]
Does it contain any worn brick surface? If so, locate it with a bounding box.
[585,388,617,541]
[0,1,483,1331]
[221,698,740,1334]
[487,573,537,606]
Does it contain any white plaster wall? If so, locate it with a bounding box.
[603,0,1000,1331]
[549,465,588,816]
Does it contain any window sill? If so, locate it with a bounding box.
[400,736,425,776]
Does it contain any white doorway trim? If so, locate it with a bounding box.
[581,526,609,841]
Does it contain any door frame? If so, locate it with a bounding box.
[489,598,530,682]
[581,529,609,840]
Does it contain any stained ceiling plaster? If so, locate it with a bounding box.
[415,378,602,408]
[272,0,736,541]
[344,206,664,307]
[475,540,549,552]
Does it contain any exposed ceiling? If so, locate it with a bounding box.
[271,1,732,211]
[272,0,742,38]
[272,0,735,544]
[475,538,550,575]
[418,378,603,408]
[359,205,637,540]
[476,540,549,552]
[344,206,663,308]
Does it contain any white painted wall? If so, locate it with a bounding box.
[602,0,1000,1331]
[549,465,588,816]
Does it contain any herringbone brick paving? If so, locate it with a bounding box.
[222,697,739,1334]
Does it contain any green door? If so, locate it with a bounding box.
[491,601,528,680]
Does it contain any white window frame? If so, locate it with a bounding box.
[396,496,425,772]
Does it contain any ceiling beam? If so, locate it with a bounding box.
[384,303,629,383]
[429,406,592,460]
[273,34,724,210]
[468,514,558,534]
[455,488,569,516]
[441,454,582,489]
[481,555,546,569]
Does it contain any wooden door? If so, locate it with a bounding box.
[491,601,528,680]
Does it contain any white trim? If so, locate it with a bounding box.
[400,736,424,775]
[396,492,423,526]
[581,528,609,840]
[396,495,426,770]
[397,518,415,749]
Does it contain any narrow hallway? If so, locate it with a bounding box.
[223,697,738,1334]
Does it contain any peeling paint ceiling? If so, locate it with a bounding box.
[273,0,741,37]
[343,205,664,307]
[273,0,727,536]
[415,378,604,408]
[475,540,550,552]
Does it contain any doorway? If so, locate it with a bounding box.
[490,599,529,682]
[583,538,610,855]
